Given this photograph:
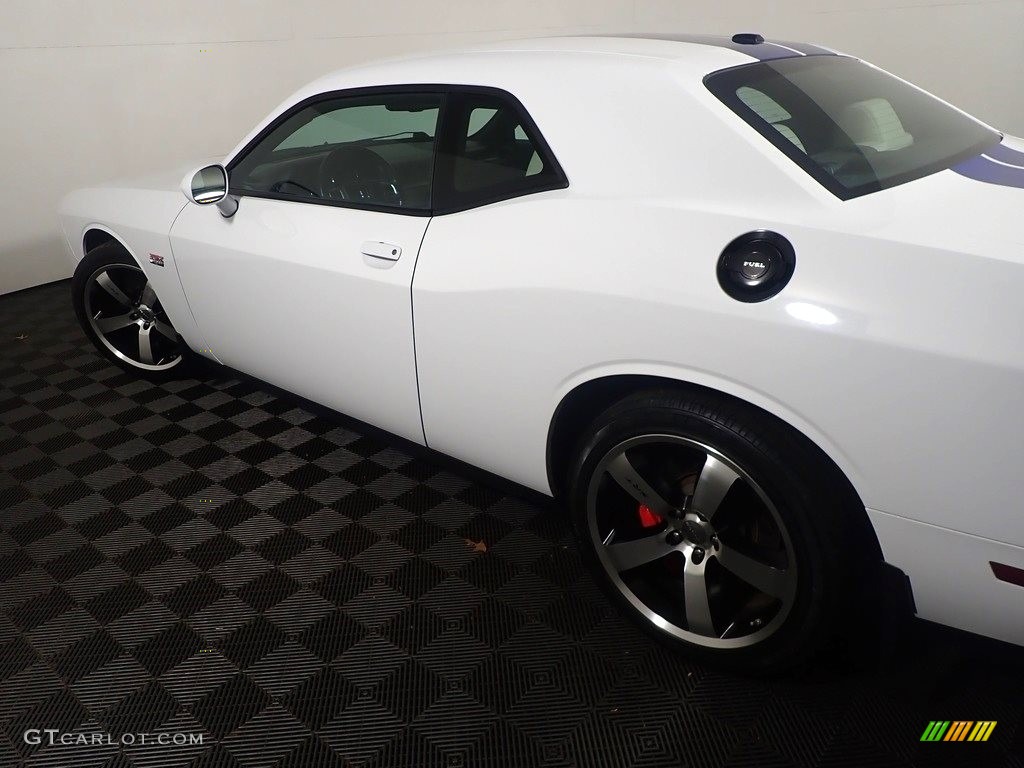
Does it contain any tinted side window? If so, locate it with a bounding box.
[434,91,566,212]
[228,92,442,212]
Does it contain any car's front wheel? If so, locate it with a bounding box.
[72,241,189,381]
[568,389,869,673]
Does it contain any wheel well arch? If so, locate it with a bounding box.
[545,373,881,558]
[83,228,118,256]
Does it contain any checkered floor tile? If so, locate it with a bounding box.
[0,280,1022,767]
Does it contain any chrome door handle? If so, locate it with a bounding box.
[361,241,402,261]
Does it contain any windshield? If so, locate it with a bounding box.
[704,56,1000,199]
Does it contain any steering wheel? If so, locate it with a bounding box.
[318,145,403,206]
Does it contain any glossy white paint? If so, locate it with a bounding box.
[58,37,1024,648]
[867,509,1024,646]
[170,196,430,445]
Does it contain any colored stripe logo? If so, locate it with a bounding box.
[920,721,996,742]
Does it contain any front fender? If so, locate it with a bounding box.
[58,184,213,358]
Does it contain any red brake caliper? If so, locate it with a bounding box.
[636,503,664,528]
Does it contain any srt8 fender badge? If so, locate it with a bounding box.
[149,253,165,267]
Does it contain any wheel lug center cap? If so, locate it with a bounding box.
[682,519,714,548]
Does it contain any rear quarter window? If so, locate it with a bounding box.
[431,90,568,213]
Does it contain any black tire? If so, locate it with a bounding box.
[72,241,193,382]
[567,388,874,674]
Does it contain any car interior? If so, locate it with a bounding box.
[229,97,545,211]
[711,56,999,198]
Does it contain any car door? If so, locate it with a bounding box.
[412,88,569,483]
[171,90,442,444]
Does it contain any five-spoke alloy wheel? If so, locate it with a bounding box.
[73,241,187,380]
[569,389,865,672]
[588,434,798,649]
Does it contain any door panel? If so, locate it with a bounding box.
[170,197,429,444]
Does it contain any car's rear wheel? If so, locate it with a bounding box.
[72,242,189,381]
[568,389,868,673]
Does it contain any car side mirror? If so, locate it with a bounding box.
[183,164,239,217]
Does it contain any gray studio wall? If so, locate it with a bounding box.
[1,0,1021,295]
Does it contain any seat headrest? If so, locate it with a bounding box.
[837,98,913,152]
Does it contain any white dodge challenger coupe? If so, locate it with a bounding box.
[59,34,1024,671]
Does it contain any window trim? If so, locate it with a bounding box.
[703,59,1000,201]
[225,84,569,217]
